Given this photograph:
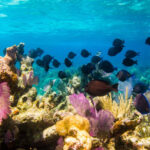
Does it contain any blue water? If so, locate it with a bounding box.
[0,0,150,68]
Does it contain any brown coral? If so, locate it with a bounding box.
[0,45,18,93]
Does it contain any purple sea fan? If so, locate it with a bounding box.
[89,110,114,136]
[0,82,11,124]
[69,93,96,118]
[97,110,114,133]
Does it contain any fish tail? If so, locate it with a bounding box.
[112,83,118,92]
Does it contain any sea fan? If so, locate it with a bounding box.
[0,82,11,124]
[69,93,95,118]
[69,93,114,137]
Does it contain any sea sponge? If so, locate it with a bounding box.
[0,45,18,93]
[56,115,92,150]
[56,115,90,136]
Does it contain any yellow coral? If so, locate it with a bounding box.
[56,115,92,150]
[135,115,150,138]
[94,89,133,120]
[56,115,90,136]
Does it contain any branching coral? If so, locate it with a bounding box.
[94,89,133,120]
[0,82,11,125]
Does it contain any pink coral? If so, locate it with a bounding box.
[69,93,95,118]
[69,93,115,137]
[0,82,11,124]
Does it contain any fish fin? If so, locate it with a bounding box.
[112,83,118,92]
[135,60,138,65]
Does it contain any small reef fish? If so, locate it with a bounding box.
[28,48,44,58]
[145,37,150,45]
[113,38,125,47]
[116,70,132,82]
[68,51,76,59]
[134,94,150,114]
[91,56,102,64]
[108,46,123,56]
[36,54,53,72]
[36,59,44,67]
[133,82,148,94]
[122,58,137,66]
[52,59,61,68]
[125,50,139,58]
[81,49,91,58]
[81,63,95,75]
[43,55,53,63]
[85,80,118,96]
[64,58,72,67]
[99,60,117,73]
[58,71,67,79]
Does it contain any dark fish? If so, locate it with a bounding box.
[58,71,67,79]
[36,59,50,72]
[116,70,132,82]
[134,94,150,114]
[145,37,150,45]
[81,63,95,75]
[85,80,118,96]
[68,51,76,59]
[91,56,102,64]
[122,58,137,66]
[43,55,53,63]
[28,48,44,58]
[108,46,123,56]
[44,64,50,72]
[36,48,44,56]
[64,58,72,67]
[113,38,124,47]
[52,59,60,68]
[36,59,44,67]
[99,60,117,73]
[125,50,139,58]
[133,82,148,94]
[81,49,91,58]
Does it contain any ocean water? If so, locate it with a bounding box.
[0,0,150,66]
[0,1,150,149]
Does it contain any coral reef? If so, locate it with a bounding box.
[0,43,150,150]
[0,45,18,93]
[56,115,92,150]
[94,90,133,120]
[0,82,11,125]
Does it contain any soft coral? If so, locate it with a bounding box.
[0,82,11,124]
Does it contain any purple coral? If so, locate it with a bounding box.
[0,82,11,124]
[69,93,114,137]
[69,93,96,118]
